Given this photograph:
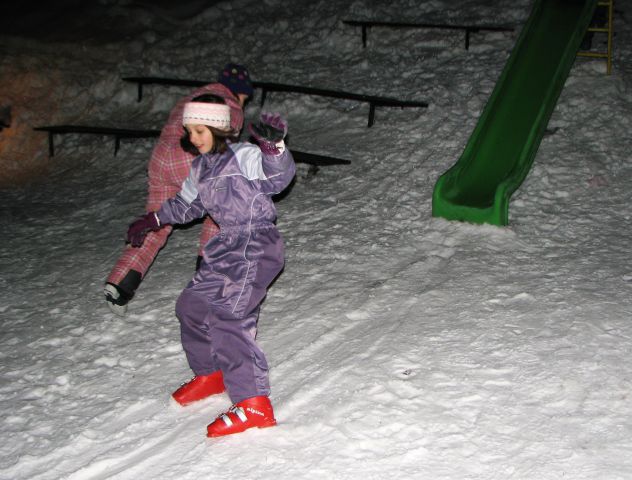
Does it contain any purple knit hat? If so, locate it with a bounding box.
[218,63,254,98]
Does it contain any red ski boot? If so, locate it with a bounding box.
[172,371,225,406]
[206,396,277,437]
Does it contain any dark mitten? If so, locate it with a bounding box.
[126,212,160,247]
[248,112,288,155]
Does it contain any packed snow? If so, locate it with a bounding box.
[1,0,632,479]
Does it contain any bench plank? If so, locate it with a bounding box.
[253,81,428,127]
[121,77,428,127]
[292,150,351,166]
[33,125,160,156]
[122,76,206,102]
[33,125,351,166]
[342,20,514,49]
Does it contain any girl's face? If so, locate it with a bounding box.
[185,124,214,154]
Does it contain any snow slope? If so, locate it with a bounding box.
[1,0,632,479]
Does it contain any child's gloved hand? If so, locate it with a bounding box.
[249,112,288,155]
[126,212,161,247]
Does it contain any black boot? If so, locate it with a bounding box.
[104,270,141,316]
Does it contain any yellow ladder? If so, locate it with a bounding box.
[577,0,614,74]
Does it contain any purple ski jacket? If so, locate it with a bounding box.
[156,142,295,318]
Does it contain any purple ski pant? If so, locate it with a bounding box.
[174,225,284,404]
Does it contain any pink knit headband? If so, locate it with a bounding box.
[182,102,231,129]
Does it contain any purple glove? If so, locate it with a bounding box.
[126,212,161,247]
[248,112,288,155]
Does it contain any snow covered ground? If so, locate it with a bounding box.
[1,0,632,478]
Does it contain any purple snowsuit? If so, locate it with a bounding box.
[157,142,295,403]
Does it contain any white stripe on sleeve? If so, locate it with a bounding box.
[232,143,267,180]
[179,169,199,204]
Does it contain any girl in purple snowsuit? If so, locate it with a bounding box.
[126,95,295,437]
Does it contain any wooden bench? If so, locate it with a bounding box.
[342,20,514,50]
[33,124,351,166]
[33,125,160,156]
[253,81,428,127]
[121,77,428,127]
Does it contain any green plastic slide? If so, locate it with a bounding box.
[432,0,598,226]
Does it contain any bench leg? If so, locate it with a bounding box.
[260,89,267,107]
[48,132,55,157]
[114,136,121,156]
[362,26,368,48]
[464,28,479,50]
[368,103,376,127]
